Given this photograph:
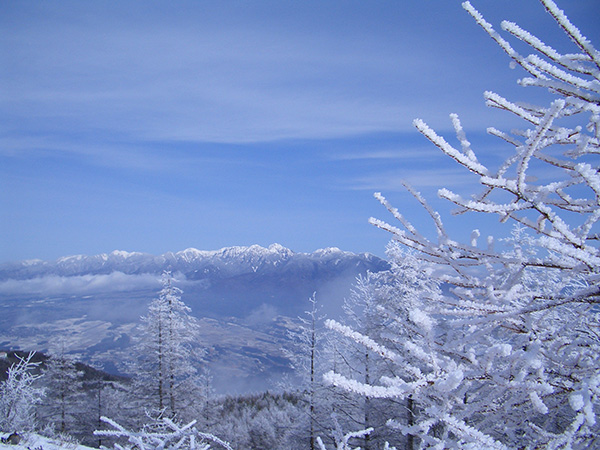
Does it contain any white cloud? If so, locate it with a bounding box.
[0,272,160,296]
[244,303,279,326]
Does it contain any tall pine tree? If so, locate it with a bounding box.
[40,341,84,435]
[130,271,202,422]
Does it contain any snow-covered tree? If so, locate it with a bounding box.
[0,352,45,433]
[197,366,215,430]
[131,271,203,422]
[325,0,600,448]
[85,377,131,448]
[327,247,443,449]
[39,343,84,435]
[207,391,304,450]
[286,293,330,450]
[334,271,411,450]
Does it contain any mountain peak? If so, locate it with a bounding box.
[313,247,344,255]
[109,250,139,258]
[176,248,211,262]
[267,243,288,253]
[56,254,86,264]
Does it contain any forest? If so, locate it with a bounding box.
[1,0,599,448]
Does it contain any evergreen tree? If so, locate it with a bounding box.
[286,293,332,450]
[131,271,203,422]
[39,343,84,436]
[84,377,130,448]
[337,267,426,450]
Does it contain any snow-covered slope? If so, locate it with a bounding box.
[0,432,95,450]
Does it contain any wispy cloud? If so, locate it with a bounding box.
[329,146,442,162]
[1,0,528,152]
[346,168,479,192]
[3,10,414,146]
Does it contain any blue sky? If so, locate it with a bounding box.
[1,0,599,262]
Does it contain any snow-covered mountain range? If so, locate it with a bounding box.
[0,244,380,280]
[0,245,388,393]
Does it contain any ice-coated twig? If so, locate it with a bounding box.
[414,118,489,176]
[462,1,546,80]
[540,0,600,71]
[94,416,234,450]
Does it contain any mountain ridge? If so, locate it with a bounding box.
[0,244,383,281]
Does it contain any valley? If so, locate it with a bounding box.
[0,244,387,393]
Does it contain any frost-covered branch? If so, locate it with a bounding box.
[94,416,234,450]
[540,0,600,71]
[316,414,375,450]
[328,1,600,448]
[0,352,45,433]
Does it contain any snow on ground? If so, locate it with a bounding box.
[0,432,96,450]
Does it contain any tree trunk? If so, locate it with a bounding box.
[407,395,415,450]
[158,314,164,414]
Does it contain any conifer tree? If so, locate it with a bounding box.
[286,293,332,450]
[40,343,84,435]
[335,271,405,450]
[86,377,130,448]
[131,271,202,421]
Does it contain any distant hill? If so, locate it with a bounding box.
[0,245,388,393]
[0,350,127,384]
